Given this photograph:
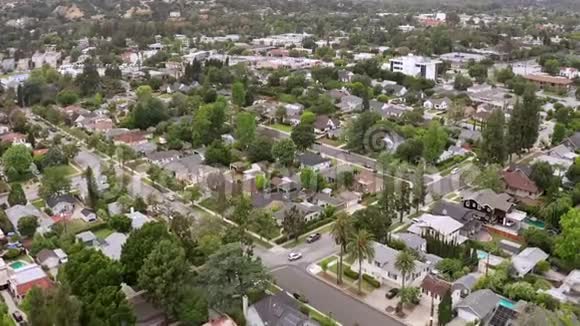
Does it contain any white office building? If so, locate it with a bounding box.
[388,54,441,80]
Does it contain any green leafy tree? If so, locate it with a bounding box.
[468,63,488,82]
[76,63,101,96]
[395,181,411,223]
[395,249,416,299]
[202,243,270,310]
[291,123,316,150]
[346,112,381,153]
[39,166,71,199]
[108,215,132,233]
[438,290,453,325]
[480,109,507,165]
[247,136,273,162]
[453,74,473,91]
[543,59,561,76]
[555,209,580,268]
[331,213,353,285]
[232,81,246,107]
[282,206,306,242]
[507,93,540,156]
[347,229,375,294]
[191,102,227,147]
[120,222,173,285]
[42,147,68,168]
[422,121,447,163]
[8,183,27,206]
[300,111,316,125]
[530,162,557,193]
[271,139,296,167]
[56,90,79,106]
[234,112,256,149]
[132,97,168,130]
[22,285,82,326]
[495,67,515,83]
[204,140,232,166]
[138,239,190,318]
[2,144,32,179]
[473,165,504,192]
[352,206,391,244]
[18,215,38,237]
[400,287,421,305]
[412,165,426,213]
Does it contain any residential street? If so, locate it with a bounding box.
[273,265,406,326]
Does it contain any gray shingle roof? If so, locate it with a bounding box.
[512,247,549,275]
[252,292,319,326]
[394,232,426,251]
[456,289,499,319]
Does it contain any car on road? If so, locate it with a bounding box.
[306,233,321,243]
[292,292,309,303]
[12,311,23,322]
[288,252,302,261]
[385,288,399,299]
[451,168,460,175]
[167,194,175,201]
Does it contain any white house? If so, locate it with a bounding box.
[408,213,465,243]
[298,152,331,172]
[423,97,451,110]
[455,289,499,323]
[511,247,549,278]
[126,209,152,230]
[388,54,441,80]
[358,242,428,287]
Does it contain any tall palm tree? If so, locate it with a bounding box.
[331,213,352,285]
[346,229,375,294]
[395,249,416,302]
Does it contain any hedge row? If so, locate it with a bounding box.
[344,266,359,279]
[362,274,381,288]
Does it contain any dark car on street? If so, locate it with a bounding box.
[306,233,321,243]
[385,288,399,299]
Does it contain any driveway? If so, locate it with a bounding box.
[272,266,406,326]
[1,290,25,323]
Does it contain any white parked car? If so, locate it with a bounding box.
[288,252,302,261]
[451,168,460,175]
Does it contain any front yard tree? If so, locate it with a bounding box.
[39,166,71,199]
[395,249,416,302]
[2,144,32,179]
[438,290,453,325]
[203,243,270,310]
[346,111,381,153]
[282,206,306,242]
[8,183,27,206]
[120,222,173,285]
[422,121,448,163]
[138,239,190,318]
[232,81,246,108]
[555,209,580,267]
[234,112,256,149]
[18,215,38,237]
[480,109,507,165]
[395,181,411,223]
[271,139,296,167]
[331,213,353,285]
[247,136,273,162]
[291,123,316,151]
[507,92,540,156]
[347,229,375,295]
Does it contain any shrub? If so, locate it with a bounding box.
[299,304,310,315]
[363,274,381,288]
[343,266,359,279]
[535,260,550,273]
[3,248,21,259]
[320,260,329,272]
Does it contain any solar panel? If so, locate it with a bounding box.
[489,306,518,326]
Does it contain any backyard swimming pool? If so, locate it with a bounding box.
[499,297,516,310]
[477,250,489,260]
[9,261,26,270]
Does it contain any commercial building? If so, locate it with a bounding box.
[388,54,441,80]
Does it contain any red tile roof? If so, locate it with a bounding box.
[113,131,148,144]
[502,170,540,193]
[0,132,26,143]
[421,274,451,298]
[16,277,52,297]
[524,74,573,85]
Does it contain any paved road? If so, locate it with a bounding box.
[255,232,338,269]
[273,266,406,326]
[1,290,25,323]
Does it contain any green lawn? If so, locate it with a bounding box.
[94,227,115,240]
[270,123,292,133]
[0,181,9,194]
[32,199,46,209]
[51,164,79,177]
[319,138,345,147]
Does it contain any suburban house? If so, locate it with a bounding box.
[146,150,181,165]
[563,132,580,152]
[392,232,427,252]
[354,170,383,194]
[423,97,451,110]
[80,208,97,223]
[438,146,467,163]
[421,274,451,304]
[163,154,219,184]
[544,270,580,305]
[36,248,68,270]
[298,152,331,171]
[76,231,99,246]
[462,189,515,224]
[246,292,319,326]
[0,132,29,147]
[454,289,500,324]
[431,201,482,238]
[319,164,355,185]
[338,95,363,113]
[313,115,340,134]
[8,264,52,301]
[408,213,465,243]
[273,202,322,225]
[46,194,76,216]
[6,204,53,234]
[358,242,428,287]
[451,273,479,306]
[314,192,345,210]
[502,169,542,200]
[122,284,168,326]
[511,247,549,278]
[126,210,152,230]
[99,232,128,261]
